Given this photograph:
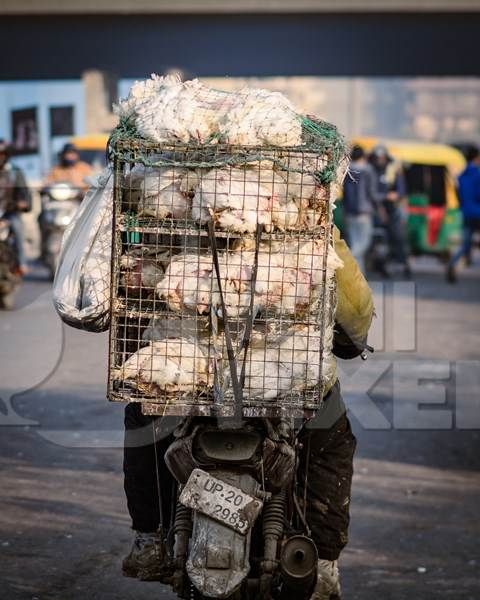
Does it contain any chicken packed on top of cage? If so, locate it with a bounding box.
[107,75,348,418]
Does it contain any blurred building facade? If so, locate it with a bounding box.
[1,0,480,181]
[0,81,85,183]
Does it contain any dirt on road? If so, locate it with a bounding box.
[0,261,479,600]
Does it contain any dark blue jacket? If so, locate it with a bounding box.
[458,163,480,220]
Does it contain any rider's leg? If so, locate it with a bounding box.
[122,403,176,580]
[123,402,176,532]
[297,383,356,598]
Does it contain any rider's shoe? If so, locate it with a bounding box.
[122,531,170,581]
[310,560,341,600]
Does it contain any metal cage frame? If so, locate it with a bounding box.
[107,139,337,419]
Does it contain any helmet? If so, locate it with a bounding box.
[59,143,79,156]
[370,144,392,163]
[59,143,80,167]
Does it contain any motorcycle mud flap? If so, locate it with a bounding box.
[182,470,261,598]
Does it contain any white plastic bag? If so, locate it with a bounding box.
[53,168,113,332]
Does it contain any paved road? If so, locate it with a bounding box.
[0,259,479,600]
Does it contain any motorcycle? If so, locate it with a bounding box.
[152,412,319,600]
[0,209,21,310]
[39,182,82,279]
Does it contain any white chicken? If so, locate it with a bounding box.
[230,239,343,311]
[155,243,342,318]
[156,253,215,314]
[191,164,331,233]
[220,88,303,147]
[192,168,275,233]
[282,154,326,196]
[116,338,212,394]
[119,249,168,296]
[115,74,303,147]
[156,252,252,318]
[277,239,343,285]
[239,325,336,400]
[250,253,308,313]
[125,166,194,219]
[117,75,189,143]
[116,74,233,144]
[219,251,257,317]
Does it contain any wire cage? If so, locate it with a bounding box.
[107,138,341,418]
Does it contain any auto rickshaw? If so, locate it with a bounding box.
[69,133,110,173]
[347,138,466,258]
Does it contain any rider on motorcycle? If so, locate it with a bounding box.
[122,228,374,600]
[0,139,32,274]
[46,143,92,190]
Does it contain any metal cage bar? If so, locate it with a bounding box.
[107,140,337,418]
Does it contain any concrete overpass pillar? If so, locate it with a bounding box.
[83,69,118,133]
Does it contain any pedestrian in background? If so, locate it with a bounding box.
[446,144,480,283]
[369,145,411,278]
[342,145,381,274]
[0,139,32,274]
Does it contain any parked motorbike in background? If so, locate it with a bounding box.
[0,208,21,309]
[39,183,82,279]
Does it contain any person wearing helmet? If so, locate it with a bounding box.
[46,143,93,190]
[0,139,32,273]
[369,145,411,277]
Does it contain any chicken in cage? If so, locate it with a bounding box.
[108,139,344,418]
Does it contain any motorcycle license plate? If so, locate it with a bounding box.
[179,469,263,535]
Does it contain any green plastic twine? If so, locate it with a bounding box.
[108,114,347,185]
[124,213,140,244]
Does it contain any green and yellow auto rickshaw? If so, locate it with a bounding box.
[351,138,466,258]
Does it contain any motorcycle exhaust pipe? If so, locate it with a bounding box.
[280,535,318,592]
